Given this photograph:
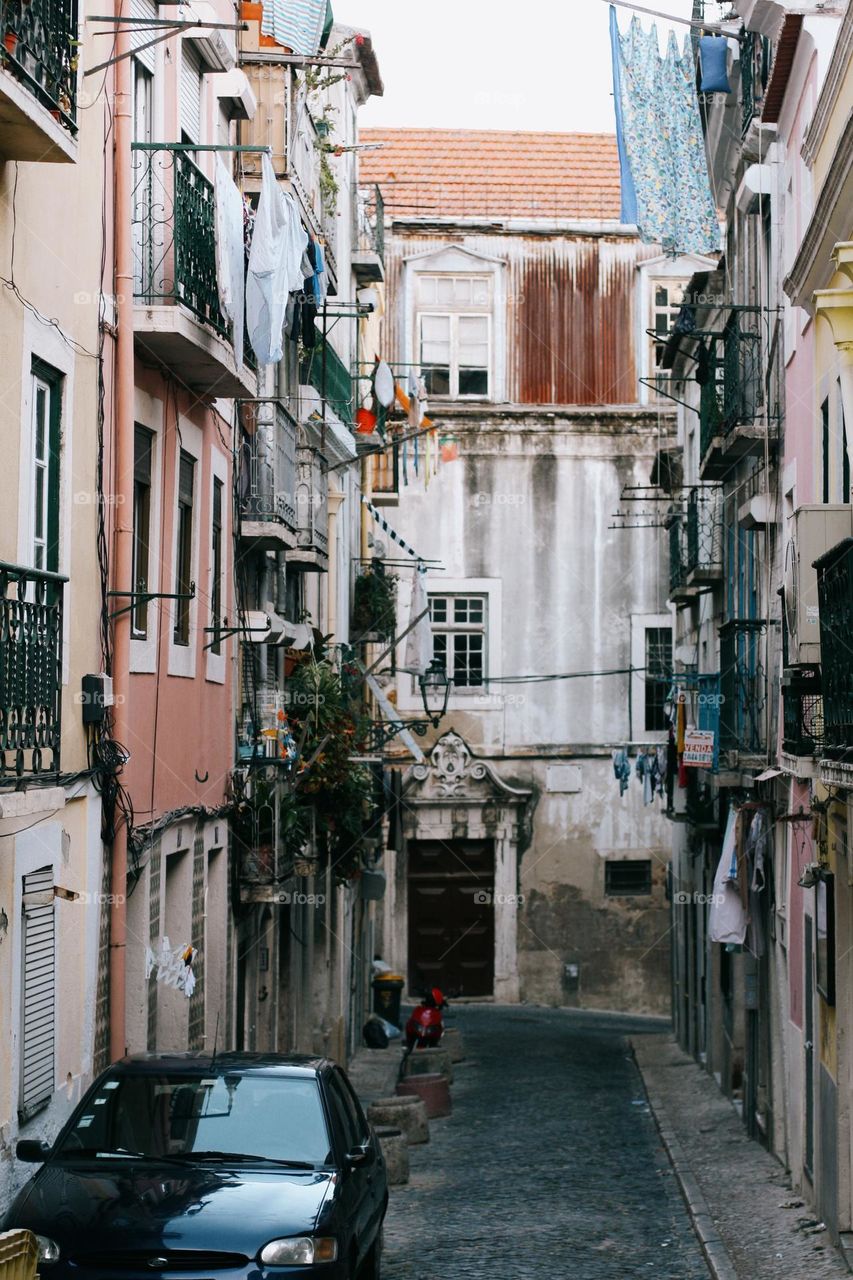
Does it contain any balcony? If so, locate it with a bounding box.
[239,406,298,551]
[667,509,699,606]
[0,562,65,778]
[289,442,328,571]
[132,144,256,398]
[699,314,766,479]
[0,0,78,162]
[685,487,723,588]
[353,184,385,285]
[781,666,823,773]
[719,619,767,762]
[815,537,853,757]
[301,337,355,429]
[370,430,401,506]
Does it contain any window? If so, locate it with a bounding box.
[20,866,55,1120]
[210,477,223,654]
[645,626,672,732]
[174,451,195,646]
[30,360,62,574]
[132,426,154,639]
[822,396,831,505]
[417,275,491,399]
[649,280,687,397]
[132,57,153,144]
[180,42,203,145]
[429,595,487,690]
[605,860,652,897]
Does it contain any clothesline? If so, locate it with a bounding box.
[601,0,730,35]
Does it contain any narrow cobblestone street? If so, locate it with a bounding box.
[382,1005,710,1280]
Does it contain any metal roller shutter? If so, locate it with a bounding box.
[131,0,158,73]
[180,43,203,143]
[21,866,55,1119]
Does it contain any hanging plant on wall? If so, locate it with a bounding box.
[351,569,397,641]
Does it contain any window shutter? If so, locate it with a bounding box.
[21,866,55,1120]
[180,43,203,143]
[178,451,195,505]
[131,0,157,73]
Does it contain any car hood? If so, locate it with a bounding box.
[6,1160,336,1258]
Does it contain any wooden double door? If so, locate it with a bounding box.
[407,840,495,998]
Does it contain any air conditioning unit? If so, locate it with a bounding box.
[784,505,853,665]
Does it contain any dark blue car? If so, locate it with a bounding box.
[2,1053,387,1280]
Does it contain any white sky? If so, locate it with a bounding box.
[334,0,716,133]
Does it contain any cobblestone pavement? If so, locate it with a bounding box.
[382,1004,711,1280]
[635,1036,851,1280]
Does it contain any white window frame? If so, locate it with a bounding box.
[206,445,229,685]
[131,388,165,674]
[395,577,502,713]
[429,592,489,693]
[403,247,507,404]
[630,612,673,744]
[168,417,202,679]
[417,309,492,401]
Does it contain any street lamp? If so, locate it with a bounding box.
[418,659,452,727]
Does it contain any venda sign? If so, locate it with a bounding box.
[684,729,715,768]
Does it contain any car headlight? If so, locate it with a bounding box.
[35,1236,61,1265]
[260,1237,338,1266]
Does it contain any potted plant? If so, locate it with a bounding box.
[4,30,18,56]
[351,569,397,641]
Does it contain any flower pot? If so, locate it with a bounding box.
[4,31,18,56]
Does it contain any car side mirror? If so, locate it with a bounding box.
[16,1140,51,1163]
[344,1141,373,1171]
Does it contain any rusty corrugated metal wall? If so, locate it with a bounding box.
[382,228,660,406]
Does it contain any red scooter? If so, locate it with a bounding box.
[404,987,447,1050]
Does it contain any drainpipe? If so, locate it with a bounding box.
[109,4,134,1063]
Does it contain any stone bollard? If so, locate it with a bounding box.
[396,1073,452,1119]
[441,1026,465,1063]
[373,1126,409,1185]
[402,1046,453,1083]
[368,1095,430,1144]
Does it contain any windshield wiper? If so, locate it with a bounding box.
[55,1148,190,1166]
[177,1151,317,1169]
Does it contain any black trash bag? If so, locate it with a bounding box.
[363,1017,389,1049]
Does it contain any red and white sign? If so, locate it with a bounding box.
[683,729,715,769]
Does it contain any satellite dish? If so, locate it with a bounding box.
[784,537,798,648]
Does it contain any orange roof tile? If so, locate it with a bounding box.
[359,128,623,222]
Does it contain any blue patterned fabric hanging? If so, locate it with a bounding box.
[609,7,721,257]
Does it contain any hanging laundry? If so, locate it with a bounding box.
[261,0,328,56]
[440,435,459,463]
[374,359,395,409]
[612,747,631,797]
[709,806,748,945]
[746,807,770,957]
[609,7,720,256]
[247,154,306,365]
[214,157,246,371]
[402,567,434,676]
[636,750,654,805]
[699,35,732,94]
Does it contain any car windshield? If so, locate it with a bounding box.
[53,1072,333,1166]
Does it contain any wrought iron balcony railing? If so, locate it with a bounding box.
[132,144,227,337]
[685,487,723,582]
[296,444,328,555]
[719,619,766,756]
[359,183,384,262]
[2,0,79,133]
[722,312,762,432]
[668,509,687,600]
[782,666,824,758]
[815,537,853,755]
[301,337,354,428]
[699,372,724,465]
[740,30,771,138]
[240,406,298,532]
[0,561,66,777]
[370,430,400,500]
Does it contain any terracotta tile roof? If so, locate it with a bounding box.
[359,129,623,222]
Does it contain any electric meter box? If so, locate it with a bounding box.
[80,673,114,724]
